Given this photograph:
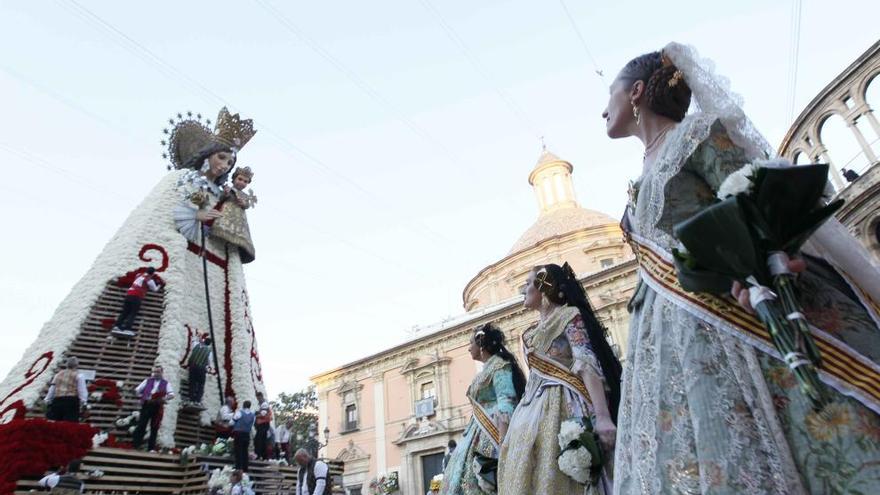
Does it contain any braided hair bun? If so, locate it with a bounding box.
[619,50,692,123]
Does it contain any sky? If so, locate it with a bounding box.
[1,0,878,398]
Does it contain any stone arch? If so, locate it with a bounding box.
[792,148,810,165]
[818,112,864,171]
[858,68,880,104]
[865,214,880,260]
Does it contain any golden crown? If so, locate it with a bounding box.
[214,107,256,151]
[161,108,257,170]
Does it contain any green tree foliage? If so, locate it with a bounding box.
[271,385,320,454]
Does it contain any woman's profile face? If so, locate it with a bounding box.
[468,334,481,361]
[207,151,235,178]
[523,270,542,310]
[602,76,636,139]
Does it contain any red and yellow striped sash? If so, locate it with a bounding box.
[629,233,880,412]
[469,396,502,448]
[526,352,592,407]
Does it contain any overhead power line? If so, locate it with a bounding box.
[558,0,606,85]
[58,0,457,247]
[253,0,468,173]
[418,0,542,139]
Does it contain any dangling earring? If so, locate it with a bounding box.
[632,102,641,126]
[200,158,210,173]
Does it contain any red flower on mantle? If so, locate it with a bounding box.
[87,379,123,408]
[0,419,95,494]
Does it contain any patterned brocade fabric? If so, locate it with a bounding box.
[614,113,880,494]
[498,308,608,495]
[440,355,518,495]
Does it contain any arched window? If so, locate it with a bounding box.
[818,113,864,177]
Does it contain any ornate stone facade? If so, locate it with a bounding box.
[311,149,637,494]
[779,40,880,262]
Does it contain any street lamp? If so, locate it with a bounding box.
[307,422,331,458]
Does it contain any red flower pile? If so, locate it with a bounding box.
[103,433,132,450]
[0,419,95,494]
[87,379,123,408]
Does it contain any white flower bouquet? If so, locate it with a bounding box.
[369,471,399,494]
[115,411,139,429]
[556,417,604,487]
[92,432,109,448]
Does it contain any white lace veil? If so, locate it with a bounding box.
[664,42,880,306]
[663,42,773,161]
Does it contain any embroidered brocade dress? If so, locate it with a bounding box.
[498,306,611,495]
[440,354,517,495]
[173,171,255,263]
[213,189,255,264]
[615,113,880,494]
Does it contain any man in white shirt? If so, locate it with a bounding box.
[45,357,88,422]
[294,448,330,495]
[215,395,236,438]
[38,459,85,493]
[275,418,293,461]
[132,365,175,451]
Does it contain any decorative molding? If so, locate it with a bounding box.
[336,439,370,462]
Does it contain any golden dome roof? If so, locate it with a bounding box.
[508,207,617,255]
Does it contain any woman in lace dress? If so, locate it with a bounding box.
[440,324,525,495]
[498,263,622,494]
[604,43,880,494]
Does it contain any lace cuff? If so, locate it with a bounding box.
[173,203,200,243]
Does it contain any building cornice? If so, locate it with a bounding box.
[311,260,638,386]
[462,223,625,305]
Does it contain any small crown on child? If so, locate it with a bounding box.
[233,166,254,181]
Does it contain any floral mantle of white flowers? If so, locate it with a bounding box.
[0,170,271,448]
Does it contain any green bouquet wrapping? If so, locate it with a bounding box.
[672,162,843,410]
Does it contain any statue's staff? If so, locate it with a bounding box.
[199,202,225,406]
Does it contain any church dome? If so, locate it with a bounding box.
[462,146,631,311]
[509,207,616,255]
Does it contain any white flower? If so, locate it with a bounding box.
[116,380,125,388]
[87,469,104,479]
[207,466,234,489]
[557,419,586,450]
[92,432,108,448]
[557,446,593,484]
[717,163,756,199]
[90,391,104,402]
